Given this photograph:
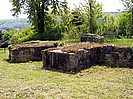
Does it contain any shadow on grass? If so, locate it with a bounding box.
[4,55,133,74]
[41,63,133,74]
[5,56,133,74]
[41,67,80,74]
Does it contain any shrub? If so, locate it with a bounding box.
[3,27,36,44]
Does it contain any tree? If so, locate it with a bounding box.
[121,0,133,36]
[116,11,132,38]
[97,13,118,38]
[80,0,103,34]
[61,0,103,40]
[121,0,132,10]
[9,0,68,40]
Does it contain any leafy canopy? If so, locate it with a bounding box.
[9,0,68,40]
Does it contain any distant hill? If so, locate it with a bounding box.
[105,12,119,17]
[0,18,30,30]
[0,12,119,31]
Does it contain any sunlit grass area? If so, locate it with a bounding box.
[104,39,133,46]
[63,38,133,47]
[0,49,133,98]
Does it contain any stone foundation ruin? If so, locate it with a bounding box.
[42,44,133,72]
[9,41,60,63]
[81,34,104,43]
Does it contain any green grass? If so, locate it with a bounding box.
[63,38,133,47]
[104,39,133,46]
[0,48,133,98]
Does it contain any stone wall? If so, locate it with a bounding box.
[42,45,133,72]
[80,34,104,43]
[102,45,133,68]
[9,42,59,63]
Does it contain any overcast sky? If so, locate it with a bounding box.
[0,0,124,20]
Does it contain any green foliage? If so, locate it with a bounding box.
[2,29,16,43]
[62,0,103,40]
[10,0,68,40]
[120,0,133,37]
[61,0,132,41]
[116,11,132,38]
[97,11,132,39]
[6,0,132,42]
[3,27,36,44]
[82,0,103,34]
[121,0,132,10]
[97,13,118,37]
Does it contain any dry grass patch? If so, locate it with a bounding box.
[62,43,103,53]
[10,41,60,49]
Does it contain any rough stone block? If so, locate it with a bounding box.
[9,41,59,63]
[80,34,104,43]
[42,44,133,72]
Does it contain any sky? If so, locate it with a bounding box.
[0,0,124,20]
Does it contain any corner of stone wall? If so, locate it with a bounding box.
[42,44,133,72]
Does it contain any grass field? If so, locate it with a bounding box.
[104,39,133,46]
[0,48,133,99]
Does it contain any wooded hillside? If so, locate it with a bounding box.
[0,18,29,30]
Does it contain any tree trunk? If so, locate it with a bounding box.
[89,2,93,34]
[40,1,45,39]
[37,2,45,40]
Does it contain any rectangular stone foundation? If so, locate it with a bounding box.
[42,45,133,72]
[9,41,59,63]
